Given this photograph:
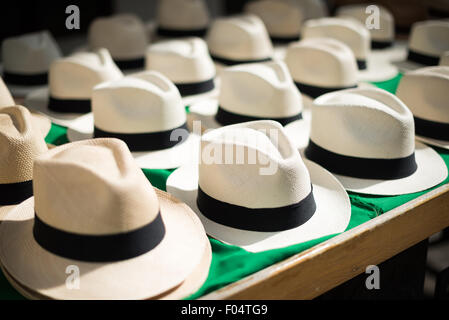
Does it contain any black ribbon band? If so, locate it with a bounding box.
[215,106,302,127]
[270,35,300,44]
[94,122,189,152]
[357,59,367,70]
[175,78,215,97]
[3,71,48,86]
[415,116,449,141]
[210,54,272,66]
[0,180,33,205]
[371,40,393,49]
[305,140,418,180]
[33,212,165,262]
[114,57,145,70]
[157,27,208,38]
[294,81,357,99]
[48,96,91,114]
[197,186,316,232]
[407,50,440,66]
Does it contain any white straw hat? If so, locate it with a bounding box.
[156,0,210,38]
[206,14,274,67]
[0,106,49,221]
[145,37,217,105]
[66,71,199,169]
[189,60,310,149]
[88,14,148,72]
[0,138,210,300]
[396,66,449,150]
[440,52,449,66]
[284,0,328,21]
[24,49,123,127]
[304,87,447,195]
[394,20,449,72]
[1,31,62,97]
[301,17,398,81]
[245,0,303,43]
[285,37,358,108]
[166,120,351,252]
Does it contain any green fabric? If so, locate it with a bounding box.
[1,73,447,300]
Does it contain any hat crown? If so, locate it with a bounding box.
[33,139,160,235]
[0,77,15,107]
[207,14,273,60]
[219,61,303,118]
[396,66,449,123]
[302,17,370,59]
[285,38,358,87]
[0,106,48,184]
[310,88,415,159]
[199,120,312,208]
[157,0,209,29]
[409,21,449,57]
[337,4,394,41]
[49,49,123,100]
[2,30,62,74]
[93,71,186,134]
[146,37,215,83]
[245,0,303,37]
[89,14,148,59]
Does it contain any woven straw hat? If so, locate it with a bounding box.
[167,120,351,252]
[0,105,50,221]
[440,52,449,66]
[24,49,123,127]
[304,87,447,195]
[0,138,210,299]
[1,31,62,98]
[396,66,449,150]
[66,71,199,169]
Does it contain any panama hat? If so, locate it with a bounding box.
[166,120,351,253]
[206,14,274,68]
[145,37,218,106]
[393,20,449,72]
[24,49,123,127]
[0,138,210,300]
[396,66,449,150]
[284,0,328,21]
[245,0,303,44]
[88,14,148,72]
[0,106,49,221]
[304,87,448,196]
[439,52,449,66]
[155,0,210,39]
[66,71,199,169]
[1,31,62,98]
[301,17,398,82]
[285,38,358,108]
[189,60,310,149]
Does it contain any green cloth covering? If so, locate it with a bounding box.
[1,72,447,300]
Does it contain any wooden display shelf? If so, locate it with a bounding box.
[201,183,449,300]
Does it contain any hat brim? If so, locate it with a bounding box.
[357,56,399,82]
[24,87,93,128]
[66,113,200,170]
[314,142,447,196]
[189,99,311,149]
[182,81,220,107]
[166,159,351,253]
[392,59,427,73]
[0,188,210,300]
[416,136,449,151]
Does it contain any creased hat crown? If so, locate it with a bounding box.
[199,120,312,208]
[396,66,449,124]
[409,20,449,57]
[0,106,48,184]
[33,139,160,235]
[146,37,215,83]
[93,71,186,134]
[88,14,148,60]
[49,49,123,100]
[206,14,273,61]
[285,38,358,87]
[157,0,209,30]
[310,88,415,159]
[219,61,303,118]
[2,30,62,74]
